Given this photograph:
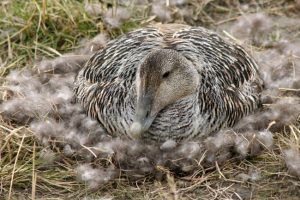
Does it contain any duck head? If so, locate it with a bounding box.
[130,49,199,139]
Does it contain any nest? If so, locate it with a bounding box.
[1,0,300,199]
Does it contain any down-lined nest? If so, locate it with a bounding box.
[1,1,300,199]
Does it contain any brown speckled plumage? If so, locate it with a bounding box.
[74,24,263,142]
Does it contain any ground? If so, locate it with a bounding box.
[0,1,300,200]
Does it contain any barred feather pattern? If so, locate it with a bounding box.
[74,24,262,141]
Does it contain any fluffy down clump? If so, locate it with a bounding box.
[231,14,300,133]
[103,8,131,28]
[1,14,299,187]
[77,164,117,189]
[84,3,131,28]
[151,2,172,23]
[0,34,107,149]
[84,2,102,16]
[229,13,300,178]
[283,149,300,177]
[150,0,192,23]
[230,13,272,46]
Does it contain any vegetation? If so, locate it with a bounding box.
[0,0,299,199]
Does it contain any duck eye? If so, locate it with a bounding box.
[162,71,171,78]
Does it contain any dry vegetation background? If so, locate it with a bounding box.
[0,0,300,199]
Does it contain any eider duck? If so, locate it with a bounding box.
[74,24,262,142]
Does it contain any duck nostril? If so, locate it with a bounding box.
[145,110,150,118]
[162,71,170,78]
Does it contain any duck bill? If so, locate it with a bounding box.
[130,95,156,139]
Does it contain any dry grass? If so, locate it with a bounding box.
[1,0,300,199]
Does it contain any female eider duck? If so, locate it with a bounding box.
[74,24,262,142]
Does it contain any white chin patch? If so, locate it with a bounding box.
[130,122,143,139]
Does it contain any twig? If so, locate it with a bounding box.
[8,133,25,200]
